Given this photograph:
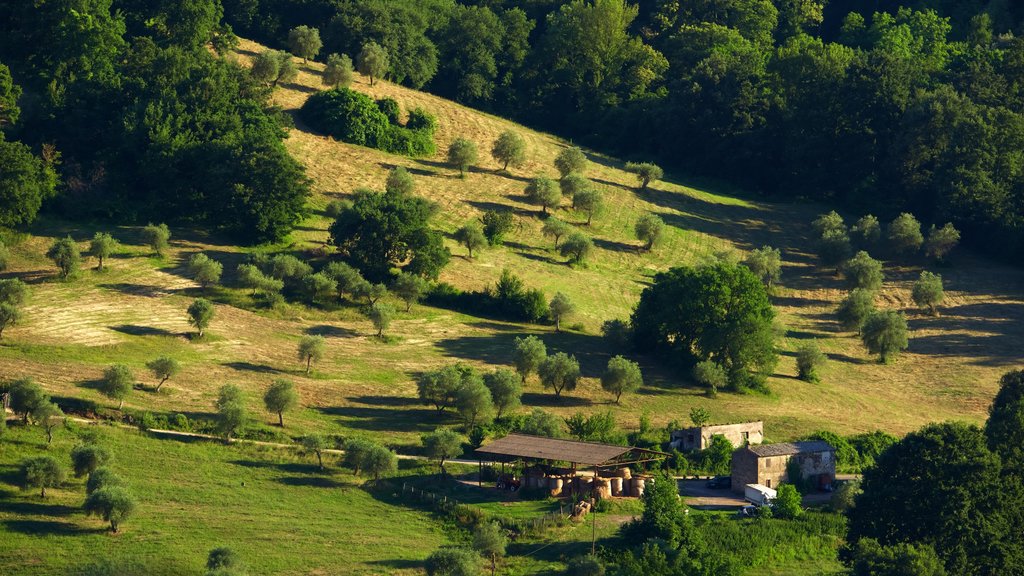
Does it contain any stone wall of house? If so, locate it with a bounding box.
[673,421,764,451]
[730,449,760,492]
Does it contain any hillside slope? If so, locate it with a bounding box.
[0,40,1021,446]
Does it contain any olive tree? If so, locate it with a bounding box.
[71,444,111,478]
[525,176,561,215]
[624,161,663,190]
[842,251,884,291]
[421,428,463,476]
[852,215,881,247]
[361,444,396,480]
[89,232,118,270]
[145,356,180,392]
[742,246,782,289]
[455,379,495,429]
[924,223,960,262]
[287,25,321,63]
[817,228,852,270]
[47,236,80,279]
[538,352,580,398]
[252,49,296,86]
[795,341,826,383]
[635,213,665,251]
[9,377,46,423]
[549,293,575,333]
[573,189,604,225]
[912,271,944,315]
[473,521,507,576]
[861,310,909,363]
[692,360,727,395]
[491,131,526,171]
[86,467,124,495]
[33,401,63,444]
[448,138,478,177]
[84,486,135,532]
[454,222,487,258]
[0,299,22,340]
[264,379,298,427]
[0,241,8,272]
[20,455,65,497]
[554,147,587,177]
[560,173,589,203]
[101,364,134,410]
[559,232,592,265]
[812,211,846,237]
[236,263,281,297]
[887,213,924,256]
[356,42,389,85]
[322,53,354,88]
[386,166,415,196]
[206,548,242,573]
[837,288,876,333]
[297,335,325,374]
[187,298,215,337]
[601,355,642,403]
[392,272,428,311]
[188,253,223,288]
[483,369,522,418]
[367,302,395,338]
[541,218,570,248]
[512,335,546,383]
[303,434,328,470]
[142,223,171,257]
[215,384,247,440]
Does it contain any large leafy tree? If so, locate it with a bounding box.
[537,0,668,115]
[847,422,1020,575]
[329,188,449,281]
[986,370,1024,478]
[631,262,777,388]
[0,138,58,230]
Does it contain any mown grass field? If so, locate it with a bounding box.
[2,39,1020,447]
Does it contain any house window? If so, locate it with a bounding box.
[765,478,771,488]
[742,431,750,441]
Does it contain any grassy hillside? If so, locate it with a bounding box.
[0,38,1021,456]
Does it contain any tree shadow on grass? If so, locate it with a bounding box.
[515,251,558,265]
[521,392,593,408]
[3,501,80,517]
[347,395,421,407]
[378,161,436,177]
[223,361,281,374]
[3,520,97,536]
[277,476,346,488]
[110,324,177,337]
[305,325,358,338]
[593,238,640,254]
[98,283,172,298]
[318,406,449,433]
[436,331,613,378]
[366,559,423,571]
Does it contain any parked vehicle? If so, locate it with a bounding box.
[744,483,777,507]
[706,475,731,489]
[737,505,759,518]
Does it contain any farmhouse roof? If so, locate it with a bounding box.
[747,441,834,457]
[474,433,667,467]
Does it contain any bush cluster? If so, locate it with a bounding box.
[299,88,436,156]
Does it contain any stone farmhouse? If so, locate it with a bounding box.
[670,421,764,452]
[730,440,836,493]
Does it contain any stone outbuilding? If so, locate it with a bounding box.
[730,440,836,493]
[670,421,763,452]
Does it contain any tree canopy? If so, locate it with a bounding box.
[632,262,777,390]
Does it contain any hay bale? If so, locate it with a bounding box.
[633,477,646,497]
[610,477,624,496]
[549,477,563,497]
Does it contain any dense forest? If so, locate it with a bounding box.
[219,0,1024,260]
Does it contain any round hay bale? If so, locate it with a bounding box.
[610,477,624,496]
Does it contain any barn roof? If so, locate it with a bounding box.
[747,441,834,457]
[474,434,666,467]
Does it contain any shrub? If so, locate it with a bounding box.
[861,310,909,363]
[299,88,435,156]
[887,213,924,256]
[376,97,401,125]
[559,232,592,264]
[692,361,727,395]
[842,251,883,291]
[601,319,632,349]
[773,484,803,519]
[837,289,875,332]
[425,547,480,576]
[624,161,663,190]
[481,210,514,246]
[795,341,826,382]
[912,271,944,315]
